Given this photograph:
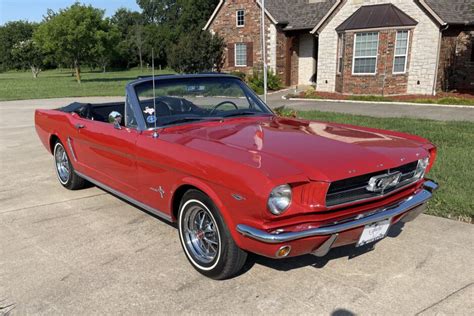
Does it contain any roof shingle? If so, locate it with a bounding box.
[265,0,338,30]
[424,0,474,25]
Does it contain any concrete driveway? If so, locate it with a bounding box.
[1,99,473,315]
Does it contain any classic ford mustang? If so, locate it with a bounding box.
[35,74,438,279]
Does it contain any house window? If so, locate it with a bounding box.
[393,30,409,73]
[235,43,247,67]
[236,10,245,27]
[353,32,379,74]
[337,33,344,74]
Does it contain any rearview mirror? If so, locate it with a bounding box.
[108,111,123,130]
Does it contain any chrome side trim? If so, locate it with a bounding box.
[67,137,77,162]
[75,171,173,222]
[236,181,438,244]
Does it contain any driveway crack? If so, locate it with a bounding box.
[415,282,474,315]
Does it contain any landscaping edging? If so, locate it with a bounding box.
[284,97,474,109]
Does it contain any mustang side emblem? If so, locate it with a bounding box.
[150,186,165,198]
[366,172,402,193]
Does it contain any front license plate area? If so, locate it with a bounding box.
[357,219,391,247]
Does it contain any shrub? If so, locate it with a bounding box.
[247,66,282,94]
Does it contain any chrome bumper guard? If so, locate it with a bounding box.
[236,180,438,245]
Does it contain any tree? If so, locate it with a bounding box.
[11,39,44,78]
[137,0,179,24]
[111,8,144,69]
[92,20,120,72]
[0,21,37,71]
[176,0,219,32]
[168,30,224,73]
[34,3,110,83]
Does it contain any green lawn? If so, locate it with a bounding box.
[0,68,174,101]
[296,110,474,223]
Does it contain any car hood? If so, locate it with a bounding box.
[161,116,429,182]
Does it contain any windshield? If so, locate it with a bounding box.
[134,77,273,128]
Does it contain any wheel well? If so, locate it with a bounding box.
[49,135,60,153]
[172,185,200,221]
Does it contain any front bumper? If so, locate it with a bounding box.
[236,180,438,256]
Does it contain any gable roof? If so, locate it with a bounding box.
[203,0,338,31]
[422,0,474,25]
[336,3,418,32]
[266,0,338,31]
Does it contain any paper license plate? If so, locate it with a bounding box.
[357,219,391,247]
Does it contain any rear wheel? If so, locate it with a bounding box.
[178,190,247,280]
[53,141,86,190]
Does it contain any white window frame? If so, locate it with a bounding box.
[235,43,247,67]
[337,33,344,74]
[393,30,410,74]
[236,10,245,27]
[352,32,379,75]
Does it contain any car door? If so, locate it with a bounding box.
[70,102,139,195]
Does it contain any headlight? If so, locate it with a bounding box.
[268,184,292,215]
[414,157,429,179]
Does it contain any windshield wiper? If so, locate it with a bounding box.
[160,116,223,126]
[222,111,265,118]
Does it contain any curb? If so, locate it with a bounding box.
[284,97,474,109]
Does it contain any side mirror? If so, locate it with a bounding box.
[108,111,123,130]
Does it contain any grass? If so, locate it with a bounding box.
[0,68,174,101]
[294,110,474,223]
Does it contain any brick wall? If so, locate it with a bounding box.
[208,0,298,86]
[336,30,412,95]
[437,26,474,92]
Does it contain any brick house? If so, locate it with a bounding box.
[204,0,474,95]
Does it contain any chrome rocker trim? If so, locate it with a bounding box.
[236,180,438,244]
[75,171,173,222]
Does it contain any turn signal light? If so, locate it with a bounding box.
[276,245,291,258]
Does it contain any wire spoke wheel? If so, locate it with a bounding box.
[55,144,70,184]
[183,204,220,264]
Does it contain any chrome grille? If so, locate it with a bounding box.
[326,161,419,207]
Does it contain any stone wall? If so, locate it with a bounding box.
[437,26,474,92]
[317,0,440,95]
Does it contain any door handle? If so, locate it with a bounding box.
[75,123,85,130]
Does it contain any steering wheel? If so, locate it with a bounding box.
[210,101,238,115]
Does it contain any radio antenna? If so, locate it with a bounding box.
[151,48,158,138]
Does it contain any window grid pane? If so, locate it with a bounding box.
[394,31,409,73]
[237,10,245,26]
[235,43,247,66]
[353,32,378,74]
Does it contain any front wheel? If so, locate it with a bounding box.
[178,190,247,280]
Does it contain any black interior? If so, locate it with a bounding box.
[58,102,125,123]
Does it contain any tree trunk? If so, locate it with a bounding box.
[74,60,81,83]
[138,46,143,70]
[30,66,40,79]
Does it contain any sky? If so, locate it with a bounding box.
[0,0,141,25]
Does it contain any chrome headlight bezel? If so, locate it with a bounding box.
[267,184,292,215]
[414,157,430,180]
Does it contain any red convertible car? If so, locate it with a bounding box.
[35,74,438,279]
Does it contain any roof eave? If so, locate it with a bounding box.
[310,0,343,34]
[417,0,447,26]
